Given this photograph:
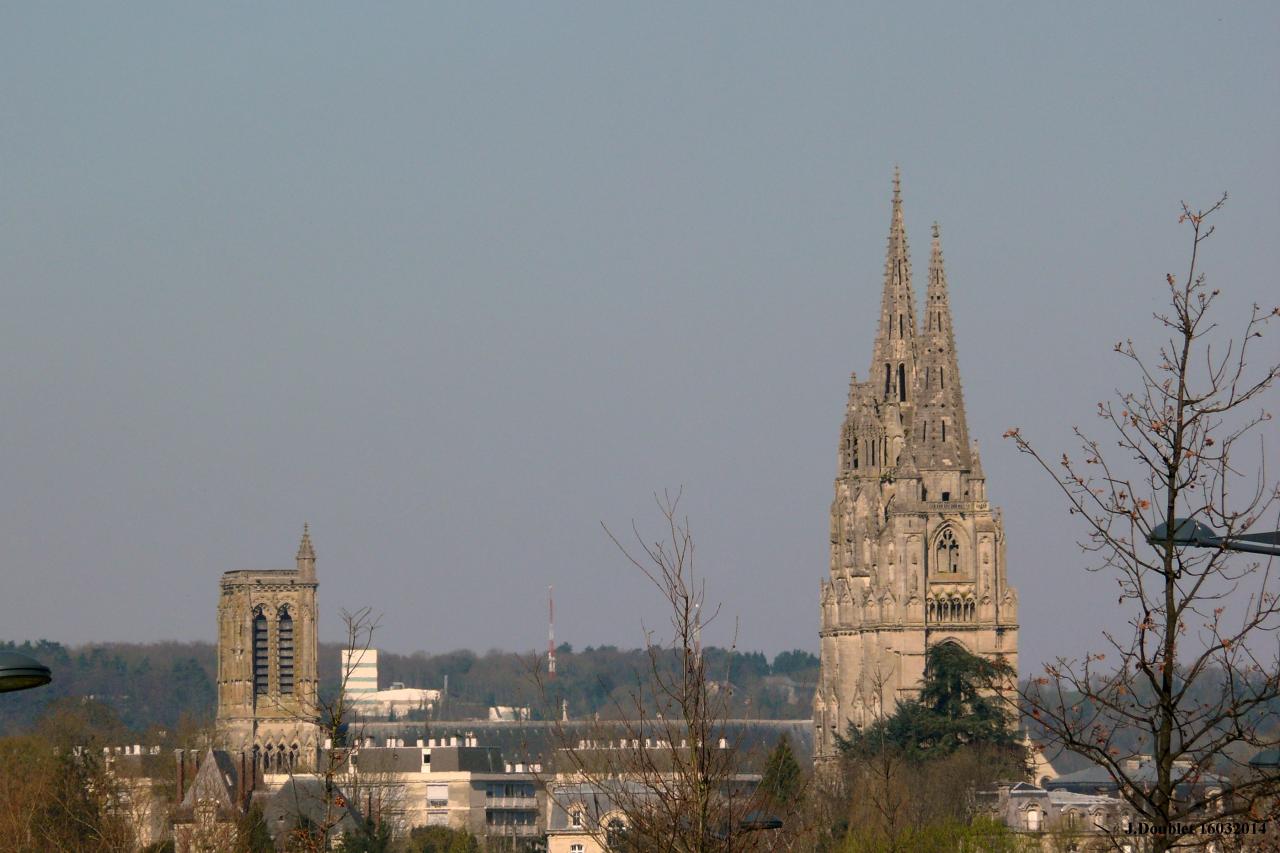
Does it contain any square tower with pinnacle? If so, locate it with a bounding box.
[215,525,321,772]
[812,173,1019,761]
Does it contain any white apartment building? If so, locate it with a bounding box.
[328,735,542,844]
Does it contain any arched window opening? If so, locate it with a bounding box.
[898,363,906,402]
[884,363,891,397]
[252,608,269,696]
[1026,808,1041,831]
[898,314,904,338]
[605,816,628,848]
[940,367,945,389]
[278,608,294,695]
[936,528,961,575]
[921,485,928,501]
[942,420,947,442]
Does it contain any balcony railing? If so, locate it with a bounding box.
[485,796,538,808]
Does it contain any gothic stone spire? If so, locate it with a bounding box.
[296,523,316,579]
[911,223,972,469]
[870,168,919,407]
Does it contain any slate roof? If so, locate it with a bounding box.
[173,748,244,822]
[263,775,363,839]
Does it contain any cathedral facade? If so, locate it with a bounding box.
[812,176,1018,760]
[215,526,321,772]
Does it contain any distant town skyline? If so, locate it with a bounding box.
[2,4,1277,672]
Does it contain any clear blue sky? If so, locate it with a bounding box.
[2,3,1277,672]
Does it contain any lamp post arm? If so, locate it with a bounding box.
[1147,520,1280,557]
[1215,531,1280,558]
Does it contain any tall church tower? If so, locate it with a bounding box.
[813,175,1018,760]
[216,526,321,772]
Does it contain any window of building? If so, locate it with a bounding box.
[1026,807,1041,831]
[252,608,269,696]
[277,607,294,695]
[605,816,628,848]
[427,783,449,808]
[936,528,960,573]
[884,363,891,397]
[570,846,585,853]
[898,363,906,402]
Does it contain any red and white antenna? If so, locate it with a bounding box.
[547,585,556,678]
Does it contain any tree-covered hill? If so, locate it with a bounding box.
[0,640,819,737]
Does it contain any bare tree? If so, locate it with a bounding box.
[282,607,382,852]
[542,490,806,852]
[1006,196,1280,850]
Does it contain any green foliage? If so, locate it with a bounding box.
[407,825,481,853]
[0,637,821,740]
[760,733,802,803]
[236,802,275,853]
[771,649,820,678]
[0,639,215,737]
[842,816,1025,853]
[336,817,394,853]
[839,643,1022,762]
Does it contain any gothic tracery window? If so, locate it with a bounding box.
[936,528,961,575]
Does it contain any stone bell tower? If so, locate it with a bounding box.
[215,526,321,772]
[812,174,1018,761]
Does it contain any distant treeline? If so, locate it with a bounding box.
[0,640,819,737]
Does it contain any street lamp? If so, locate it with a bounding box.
[0,651,52,694]
[1148,518,1280,557]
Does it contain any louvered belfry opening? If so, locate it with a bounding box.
[252,609,270,696]
[278,608,295,695]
